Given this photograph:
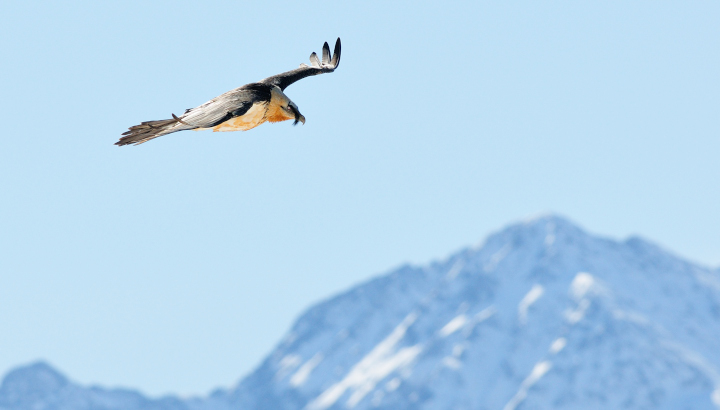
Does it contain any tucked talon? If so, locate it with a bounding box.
[171,113,192,126]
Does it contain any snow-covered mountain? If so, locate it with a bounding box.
[3,215,720,410]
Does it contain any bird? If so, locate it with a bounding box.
[116,38,341,146]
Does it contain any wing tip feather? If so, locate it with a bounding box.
[331,38,341,68]
[322,42,331,64]
[309,52,321,67]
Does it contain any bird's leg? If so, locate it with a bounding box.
[172,113,193,126]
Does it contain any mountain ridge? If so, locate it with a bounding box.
[3,215,720,409]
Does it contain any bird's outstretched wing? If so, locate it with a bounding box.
[260,38,341,91]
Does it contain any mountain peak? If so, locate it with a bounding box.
[227,215,720,409]
[478,214,589,252]
[0,361,68,402]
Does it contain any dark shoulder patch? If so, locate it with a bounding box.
[242,82,273,102]
[230,101,253,117]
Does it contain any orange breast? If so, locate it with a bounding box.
[266,103,294,123]
[205,87,294,132]
[211,103,268,132]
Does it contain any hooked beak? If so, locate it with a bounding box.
[289,105,305,126]
[293,113,306,126]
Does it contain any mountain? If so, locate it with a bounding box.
[2,215,720,409]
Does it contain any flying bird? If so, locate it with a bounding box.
[116,38,341,146]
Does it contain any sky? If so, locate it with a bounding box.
[1,0,718,398]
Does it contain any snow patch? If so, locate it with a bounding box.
[290,353,323,387]
[276,354,302,381]
[565,299,591,324]
[445,260,464,280]
[475,306,496,322]
[565,273,601,324]
[462,306,496,337]
[439,314,467,337]
[503,361,552,410]
[345,346,421,407]
[452,344,466,357]
[306,313,422,410]
[484,244,510,272]
[385,377,401,392]
[518,284,544,324]
[570,272,595,300]
[442,356,462,370]
[549,337,566,354]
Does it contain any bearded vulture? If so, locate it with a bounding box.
[116,38,341,146]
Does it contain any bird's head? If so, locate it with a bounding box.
[284,102,305,126]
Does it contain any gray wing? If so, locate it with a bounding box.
[260,38,341,91]
[177,84,270,128]
[116,84,271,146]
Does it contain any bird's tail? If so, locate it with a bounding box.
[116,116,190,146]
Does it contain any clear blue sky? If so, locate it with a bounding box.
[1,0,718,398]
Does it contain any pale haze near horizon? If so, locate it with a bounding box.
[0,0,718,397]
